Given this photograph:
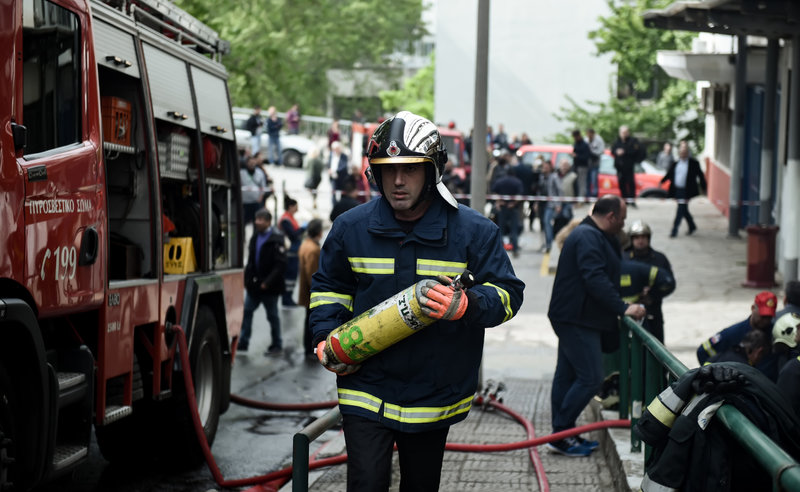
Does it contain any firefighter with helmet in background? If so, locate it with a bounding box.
[309,111,524,491]
[624,220,675,343]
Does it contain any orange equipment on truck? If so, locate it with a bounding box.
[1,0,244,489]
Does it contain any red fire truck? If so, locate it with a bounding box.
[1,0,244,489]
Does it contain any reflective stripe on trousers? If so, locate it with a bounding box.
[338,388,473,424]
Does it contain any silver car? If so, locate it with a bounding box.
[233,112,315,168]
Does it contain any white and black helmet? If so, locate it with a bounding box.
[366,111,457,208]
[773,312,800,348]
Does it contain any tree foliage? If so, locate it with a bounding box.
[590,0,695,95]
[175,0,427,114]
[379,53,434,119]
[553,0,703,153]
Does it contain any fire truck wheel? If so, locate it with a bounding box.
[0,362,18,489]
[175,305,222,464]
[190,306,222,441]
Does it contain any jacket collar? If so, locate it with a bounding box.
[368,196,448,246]
[581,215,622,256]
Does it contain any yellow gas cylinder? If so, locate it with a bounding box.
[325,271,474,365]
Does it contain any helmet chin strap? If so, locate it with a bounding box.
[408,184,436,211]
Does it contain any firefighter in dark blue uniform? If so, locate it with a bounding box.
[624,220,674,343]
[309,111,524,491]
[696,291,779,380]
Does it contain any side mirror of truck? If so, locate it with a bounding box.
[12,122,27,152]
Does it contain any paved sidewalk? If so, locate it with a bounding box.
[262,196,772,491]
[293,379,622,492]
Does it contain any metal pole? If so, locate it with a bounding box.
[728,36,747,238]
[758,39,779,225]
[644,350,661,464]
[470,0,489,215]
[618,321,630,421]
[781,36,800,281]
[630,334,643,453]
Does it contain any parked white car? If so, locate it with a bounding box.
[233,112,316,168]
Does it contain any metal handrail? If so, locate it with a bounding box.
[619,316,800,490]
[292,406,342,492]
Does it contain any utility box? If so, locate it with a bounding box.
[163,237,197,274]
[742,225,779,288]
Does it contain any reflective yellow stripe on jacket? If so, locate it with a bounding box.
[309,292,354,311]
[416,259,467,277]
[348,257,395,274]
[701,339,717,358]
[338,388,473,424]
[484,282,513,322]
[648,266,658,286]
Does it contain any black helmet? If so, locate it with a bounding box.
[366,111,457,208]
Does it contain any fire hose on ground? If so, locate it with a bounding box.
[173,325,632,491]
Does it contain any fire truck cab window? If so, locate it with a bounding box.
[22,0,82,156]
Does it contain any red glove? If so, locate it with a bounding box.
[316,340,360,375]
[416,276,469,320]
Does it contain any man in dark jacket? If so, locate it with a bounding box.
[571,129,592,198]
[491,167,525,257]
[329,176,361,222]
[775,280,800,320]
[548,195,646,456]
[240,209,287,355]
[611,125,644,207]
[245,106,264,155]
[265,105,283,165]
[660,140,707,237]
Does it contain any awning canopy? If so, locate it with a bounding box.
[643,0,800,38]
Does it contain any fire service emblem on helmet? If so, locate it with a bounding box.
[387,140,400,157]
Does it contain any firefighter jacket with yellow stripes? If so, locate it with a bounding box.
[309,196,525,432]
[635,362,800,492]
[619,259,675,304]
[696,318,779,381]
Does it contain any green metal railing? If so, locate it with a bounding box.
[618,316,800,490]
[292,406,342,492]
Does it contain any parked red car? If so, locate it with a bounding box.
[516,144,668,198]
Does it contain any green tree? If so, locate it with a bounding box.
[175,0,427,114]
[379,53,434,119]
[553,0,703,153]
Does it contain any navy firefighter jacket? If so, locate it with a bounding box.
[309,196,525,432]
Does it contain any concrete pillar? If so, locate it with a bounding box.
[470,0,489,214]
[728,36,747,238]
[758,39,779,225]
[781,37,800,281]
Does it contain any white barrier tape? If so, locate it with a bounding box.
[244,184,767,207]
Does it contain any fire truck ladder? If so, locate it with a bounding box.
[96,0,231,60]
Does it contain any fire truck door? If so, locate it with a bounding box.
[19,0,104,313]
